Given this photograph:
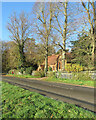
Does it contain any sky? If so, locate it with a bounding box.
[1,2,79,42]
[2,2,35,42]
[1,1,91,51]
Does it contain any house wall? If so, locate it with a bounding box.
[37,55,68,71]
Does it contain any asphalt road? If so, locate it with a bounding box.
[2,75,96,112]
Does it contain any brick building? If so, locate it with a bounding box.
[37,53,71,71]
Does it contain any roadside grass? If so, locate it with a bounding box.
[6,74,41,78]
[5,74,95,87]
[2,82,96,118]
[44,77,95,87]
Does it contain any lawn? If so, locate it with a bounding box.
[5,74,95,87]
[2,82,96,118]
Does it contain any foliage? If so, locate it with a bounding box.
[25,67,34,75]
[34,43,56,66]
[20,68,25,74]
[2,41,20,73]
[34,71,45,77]
[49,67,52,71]
[65,64,84,73]
[70,33,93,69]
[8,69,20,75]
[24,38,38,66]
[47,71,56,78]
[7,11,32,68]
[45,76,94,87]
[2,82,96,118]
[71,72,94,81]
[6,74,40,78]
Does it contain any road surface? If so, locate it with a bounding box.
[2,75,96,112]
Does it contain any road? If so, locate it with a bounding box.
[2,75,96,112]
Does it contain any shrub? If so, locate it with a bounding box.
[20,68,25,74]
[72,72,93,81]
[49,67,52,71]
[8,69,20,75]
[25,67,34,75]
[65,64,84,73]
[47,71,56,78]
[34,71,45,77]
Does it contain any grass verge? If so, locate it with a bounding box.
[5,74,40,78]
[44,77,95,87]
[2,81,96,118]
[5,74,95,87]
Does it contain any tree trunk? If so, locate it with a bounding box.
[62,40,66,71]
[45,52,48,76]
[92,35,95,69]
[94,11,96,70]
[92,2,96,70]
[18,45,25,68]
[45,37,48,76]
[62,2,67,71]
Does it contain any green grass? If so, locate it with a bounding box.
[44,77,95,87]
[2,81,96,118]
[6,74,41,78]
[6,74,95,87]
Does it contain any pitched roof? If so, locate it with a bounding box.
[41,52,71,66]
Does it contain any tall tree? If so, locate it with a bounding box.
[2,41,21,72]
[71,33,92,69]
[7,11,32,68]
[52,2,68,71]
[2,41,10,73]
[24,38,37,65]
[81,1,96,70]
[33,3,55,76]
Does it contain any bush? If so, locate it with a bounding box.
[72,72,93,81]
[20,68,25,74]
[49,67,52,71]
[25,67,34,75]
[8,69,20,75]
[34,71,45,77]
[65,64,84,73]
[47,71,56,78]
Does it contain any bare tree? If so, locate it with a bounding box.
[52,2,68,71]
[7,11,32,68]
[81,1,96,70]
[33,3,55,76]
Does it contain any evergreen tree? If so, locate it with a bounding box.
[71,33,93,69]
